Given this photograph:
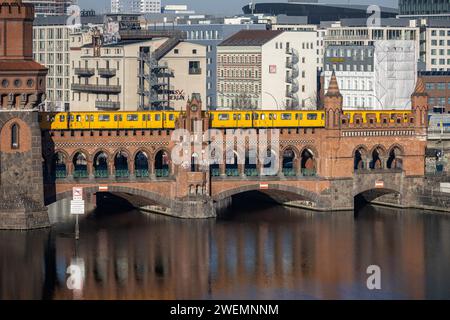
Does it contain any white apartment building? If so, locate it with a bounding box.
[324,41,417,110]
[271,23,327,71]
[32,16,104,111]
[217,30,317,110]
[422,20,450,71]
[111,0,161,14]
[70,31,206,111]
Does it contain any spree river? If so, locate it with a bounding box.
[1,196,449,300]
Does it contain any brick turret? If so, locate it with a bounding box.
[411,77,429,128]
[324,71,343,129]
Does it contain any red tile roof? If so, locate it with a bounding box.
[219,30,283,47]
[0,60,47,72]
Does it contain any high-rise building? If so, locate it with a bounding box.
[24,0,73,16]
[399,0,450,20]
[111,0,161,14]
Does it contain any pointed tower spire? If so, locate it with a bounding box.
[412,77,427,97]
[325,71,342,98]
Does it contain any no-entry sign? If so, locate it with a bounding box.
[73,187,83,200]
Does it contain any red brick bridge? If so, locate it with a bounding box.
[40,77,429,218]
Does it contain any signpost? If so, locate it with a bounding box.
[71,187,85,240]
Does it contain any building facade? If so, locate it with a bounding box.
[70,31,206,111]
[420,20,450,71]
[419,70,450,113]
[324,41,417,110]
[111,0,161,14]
[32,16,104,111]
[217,30,317,110]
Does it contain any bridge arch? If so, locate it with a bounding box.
[48,185,173,208]
[213,183,324,206]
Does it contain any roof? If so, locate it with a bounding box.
[0,60,47,72]
[218,30,283,46]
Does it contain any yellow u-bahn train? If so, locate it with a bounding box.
[38,110,413,130]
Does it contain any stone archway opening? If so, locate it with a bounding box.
[135,151,149,178]
[262,148,278,177]
[73,152,88,178]
[155,150,170,178]
[301,149,316,176]
[244,148,258,177]
[387,147,403,170]
[225,149,239,177]
[354,188,400,212]
[114,151,129,178]
[354,147,367,171]
[52,152,67,179]
[370,147,384,170]
[94,151,108,178]
[282,148,296,176]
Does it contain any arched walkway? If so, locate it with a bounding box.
[114,151,129,178]
[53,152,67,179]
[370,146,385,170]
[301,148,316,176]
[155,150,170,178]
[135,151,149,178]
[387,146,403,170]
[93,151,108,178]
[282,148,297,176]
[72,151,88,178]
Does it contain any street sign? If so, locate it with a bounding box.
[70,200,85,215]
[375,180,384,189]
[260,183,269,190]
[72,187,83,201]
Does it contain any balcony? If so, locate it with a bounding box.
[71,84,121,94]
[96,100,120,110]
[74,68,95,77]
[189,68,202,75]
[98,68,117,77]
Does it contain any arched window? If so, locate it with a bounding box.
[11,124,19,149]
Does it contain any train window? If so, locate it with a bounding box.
[218,114,229,121]
[169,114,175,121]
[269,114,273,120]
[59,115,65,122]
[90,115,94,122]
[233,114,237,120]
[155,114,161,121]
[295,113,303,120]
[76,115,81,122]
[99,115,110,122]
[85,115,90,122]
[307,114,318,120]
[245,114,250,121]
[321,114,325,120]
[253,113,259,120]
[69,115,74,122]
[281,113,292,120]
[127,114,138,121]
[261,114,265,120]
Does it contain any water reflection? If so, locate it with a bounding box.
[0,202,449,300]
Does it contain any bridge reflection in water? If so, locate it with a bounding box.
[0,201,449,300]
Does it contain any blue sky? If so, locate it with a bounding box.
[78,0,399,15]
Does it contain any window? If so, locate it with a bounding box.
[127,114,138,121]
[426,83,435,90]
[174,49,179,54]
[307,114,317,120]
[99,115,110,122]
[11,124,19,149]
[281,113,292,120]
[192,49,197,54]
[218,114,229,121]
[189,61,201,74]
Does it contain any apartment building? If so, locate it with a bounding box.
[70,31,206,111]
[217,30,317,110]
[419,71,450,113]
[324,41,417,110]
[421,20,450,71]
[33,15,104,111]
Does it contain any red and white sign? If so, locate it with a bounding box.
[98,186,109,192]
[260,183,269,190]
[72,187,83,201]
[375,180,385,189]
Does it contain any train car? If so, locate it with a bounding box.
[39,111,180,130]
[209,111,253,128]
[343,111,413,124]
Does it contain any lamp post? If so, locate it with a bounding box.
[263,91,279,110]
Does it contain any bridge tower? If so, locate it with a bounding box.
[171,94,215,218]
[0,0,49,229]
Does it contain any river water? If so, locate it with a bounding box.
[1,196,449,300]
